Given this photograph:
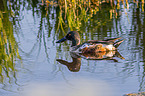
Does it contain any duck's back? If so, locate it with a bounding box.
[71,37,124,53]
[72,42,116,53]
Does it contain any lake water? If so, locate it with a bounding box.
[0,0,145,96]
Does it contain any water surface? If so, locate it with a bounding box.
[0,0,145,96]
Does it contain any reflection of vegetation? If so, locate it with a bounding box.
[41,0,145,33]
[0,0,21,83]
[131,5,145,92]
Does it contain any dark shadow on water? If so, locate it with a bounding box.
[56,51,124,72]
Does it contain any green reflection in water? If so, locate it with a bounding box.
[0,0,21,83]
[42,0,145,34]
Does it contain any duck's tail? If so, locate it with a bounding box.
[104,37,124,48]
[114,39,124,48]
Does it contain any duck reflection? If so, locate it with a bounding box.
[56,51,124,72]
[56,53,81,72]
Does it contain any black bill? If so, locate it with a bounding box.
[56,37,67,43]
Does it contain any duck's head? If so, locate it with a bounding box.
[56,31,80,47]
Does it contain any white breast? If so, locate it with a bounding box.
[71,43,89,53]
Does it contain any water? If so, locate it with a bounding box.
[0,0,145,96]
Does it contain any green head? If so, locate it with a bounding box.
[56,31,80,46]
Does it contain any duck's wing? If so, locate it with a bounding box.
[86,40,112,44]
[86,37,124,45]
[114,39,124,48]
[104,37,125,48]
[103,37,122,42]
[87,37,122,43]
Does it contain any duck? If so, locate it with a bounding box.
[56,31,124,53]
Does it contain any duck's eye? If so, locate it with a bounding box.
[67,34,72,38]
[66,33,72,40]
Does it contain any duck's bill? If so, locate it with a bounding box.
[56,37,67,43]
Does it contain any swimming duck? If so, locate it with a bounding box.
[56,31,124,53]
